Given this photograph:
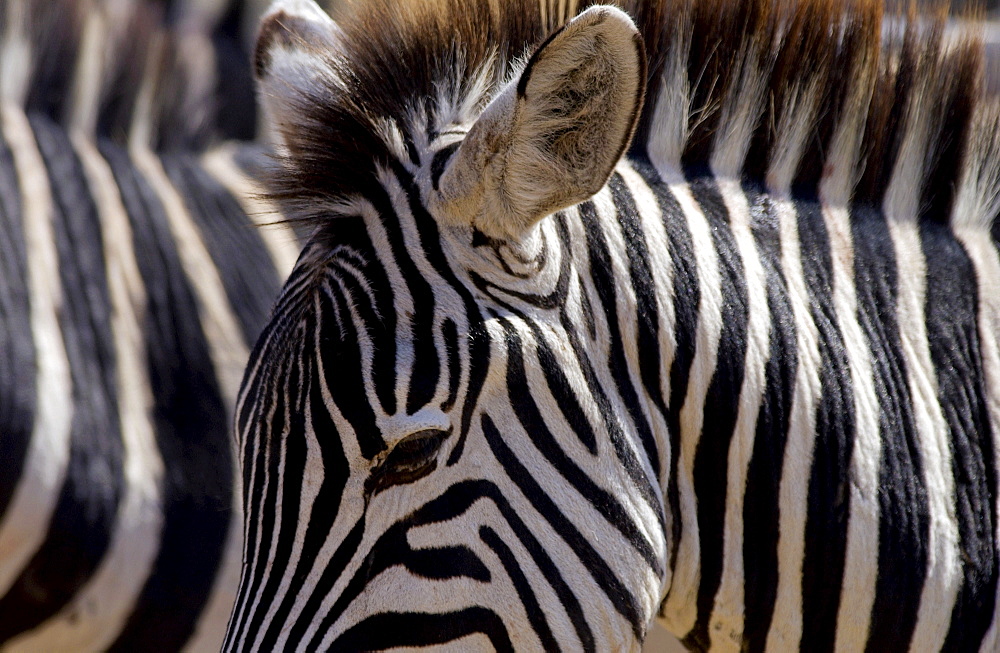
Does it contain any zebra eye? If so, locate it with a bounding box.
[365,429,448,498]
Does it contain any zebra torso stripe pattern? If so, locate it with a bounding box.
[0,103,298,651]
[228,0,1000,650]
[0,106,295,650]
[0,0,305,648]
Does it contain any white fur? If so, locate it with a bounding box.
[819,204,880,653]
[764,191,821,652]
[708,177,771,651]
[654,167,722,637]
[647,12,690,175]
[3,132,168,652]
[0,105,73,600]
[255,0,341,150]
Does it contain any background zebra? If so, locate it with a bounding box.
[0,0,300,649]
[228,0,1000,650]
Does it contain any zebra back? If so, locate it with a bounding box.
[0,0,301,650]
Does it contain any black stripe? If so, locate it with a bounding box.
[466,222,602,456]
[242,340,306,650]
[740,183,798,653]
[0,116,33,525]
[629,155,700,577]
[441,318,462,412]
[430,142,459,191]
[499,319,662,573]
[303,513,492,648]
[608,173,669,468]
[361,179,439,420]
[228,347,288,645]
[480,525,560,652]
[362,480,597,651]
[850,203,928,653]
[380,166,487,467]
[921,220,998,651]
[328,216,399,431]
[547,214,665,536]
[331,609,514,652]
[280,516,366,650]
[160,154,282,346]
[98,140,231,651]
[579,197,662,479]
[0,115,123,639]
[796,196,856,653]
[682,173,749,651]
[482,413,646,638]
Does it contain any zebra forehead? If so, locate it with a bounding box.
[270,0,998,231]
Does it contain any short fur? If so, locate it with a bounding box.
[260,0,998,229]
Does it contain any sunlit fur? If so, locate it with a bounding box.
[231,0,1000,650]
[0,1,299,649]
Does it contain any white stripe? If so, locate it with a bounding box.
[0,0,31,107]
[882,214,959,653]
[200,146,301,279]
[650,165,722,638]
[765,192,821,652]
[958,228,1000,653]
[129,144,249,416]
[822,202,880,653]
[66,11,105,137]
[0,104,73,599]
[129,144,248,652]
[618,160,677,495]
[709,176,770,652]
[229,371,280,652]
[2,132,166,652]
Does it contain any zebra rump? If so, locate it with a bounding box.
[0,0,299,650]
[229,0,1000,651]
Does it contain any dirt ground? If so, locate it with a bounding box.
[644,624,687,652]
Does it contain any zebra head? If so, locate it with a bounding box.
[225,0,666,650]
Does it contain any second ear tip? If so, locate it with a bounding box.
[577,4,640,31]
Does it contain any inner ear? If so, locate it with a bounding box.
[437,5,646,241]
[254,0,340,149]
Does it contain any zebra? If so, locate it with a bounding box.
[0,0,300,649]
[227,0,1000,650]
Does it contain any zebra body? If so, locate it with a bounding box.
[228,0,1000,650]
[0,1,300,649]
[0,102,298,651]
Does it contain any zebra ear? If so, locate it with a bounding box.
[254,0,340,148]
[436,6,646,240]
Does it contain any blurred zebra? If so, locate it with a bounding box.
[0,0,299,650]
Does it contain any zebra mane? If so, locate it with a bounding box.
[270,0,1000,230]
[0,0,258,150]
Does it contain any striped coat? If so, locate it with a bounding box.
[228,0,1000,650]
[0,0,299,649]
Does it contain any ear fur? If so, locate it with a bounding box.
[254,0,340,148]
[437,5,646,241]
